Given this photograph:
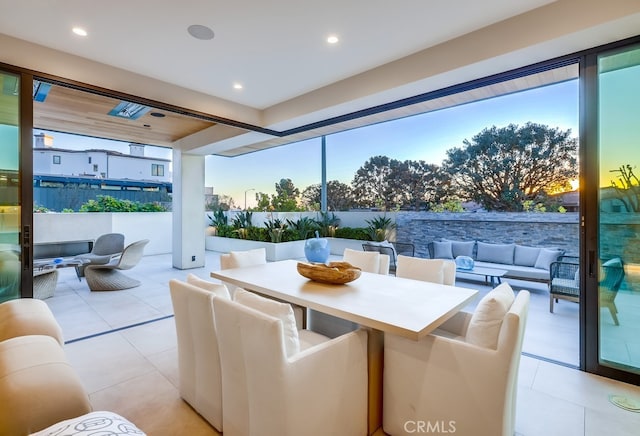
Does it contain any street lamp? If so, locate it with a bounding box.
[244,188,255,210]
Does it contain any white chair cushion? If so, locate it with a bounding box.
[465,282,515,349]
[234,288,300,357]
[343,248,380,273]
[29,411,146,435]
[186,273,231,299]
[396,255,444,284]
[228,248,266,268]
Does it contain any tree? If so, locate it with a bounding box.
[271,178,300,211]
[387,160,449,210]
[351,156,448,210]
[442,123,578,211]
[609,164,640,212]
[301,180,355,211]
[351,156,393,209]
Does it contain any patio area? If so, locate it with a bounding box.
[40,250,640,435]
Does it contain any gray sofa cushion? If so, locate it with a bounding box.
[534,248,563,271]
[432,240,453,259]
[448,240,475,258]
[514,245,541,267]
[473,261,550,281]
[476,242,515,265]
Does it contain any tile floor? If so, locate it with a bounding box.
[43,252,640,436]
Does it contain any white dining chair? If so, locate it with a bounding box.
[307,248,390,338]
[396,255,456,285]
[169,278,230,432]
[383,284,530,436]
[213,291,368,436]
[342,248,390,275]
[219,248,267,297]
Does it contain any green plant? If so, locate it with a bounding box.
[316,212,340,237]
[286,216,318,240]
[208,209,228,227]
[61,208,74,213]
[430,200,464,212]
[33,204,50,213]
[365,215,396,241]
[265,217,288,242]
[78,195,167,212]
[231,211,253,229]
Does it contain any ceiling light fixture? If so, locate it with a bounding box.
[233,83,243,90]
[188,24,215,41]
[72,27,88,37]
[149,112,166,118]
[327,35,339,44]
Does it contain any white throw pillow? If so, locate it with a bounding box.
[30,411,146,436]
[234,288,300,357]
[186,273,231,299]
[465,283,515,349]
[534,248,562,270]
[228,248,266,268]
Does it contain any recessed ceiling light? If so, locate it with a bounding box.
[149,112,166,118]
[188,24,215,41]
[233,83,243,90]
[327,35,339,44]
[72,27,88,37]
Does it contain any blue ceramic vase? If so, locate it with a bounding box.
[304,231,330,263]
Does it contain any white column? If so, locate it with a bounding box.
[172,149,205,269]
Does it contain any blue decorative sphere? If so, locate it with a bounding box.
[304,232,330,263]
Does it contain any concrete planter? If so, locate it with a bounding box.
[205,236,306,261]
[205,236,367,261]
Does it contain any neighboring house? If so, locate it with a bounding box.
[33,133,171,183]
[33,133,172,210]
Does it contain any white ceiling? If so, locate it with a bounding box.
[1,0,639,155]
[0,0,554,109]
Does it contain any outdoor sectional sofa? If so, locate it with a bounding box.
[428,239,565,284]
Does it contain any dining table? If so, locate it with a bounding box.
[211,259,478,435]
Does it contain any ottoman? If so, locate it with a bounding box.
[0,335,92,435]
[0,298,64,344]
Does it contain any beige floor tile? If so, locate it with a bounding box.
[64,332,157,394]
[89,370,219,436]
[515,387,585,436]
[119,316,177,357]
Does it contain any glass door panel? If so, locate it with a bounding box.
[0,71,21,302]
[597,44,640,374]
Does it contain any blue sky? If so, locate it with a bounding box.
[207,79,579,207]
[35,79,580,209]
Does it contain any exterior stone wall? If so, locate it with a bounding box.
[396,212,580,259]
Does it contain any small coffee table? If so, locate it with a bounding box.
[456,266,507,288]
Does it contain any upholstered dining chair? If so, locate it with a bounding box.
[213,290,368,436]
[343,247,390,275]
[169,277,230,432]
[308,248,389,338]
[396,255,456,285]
[74,233,125,278]
[84,239,148,291]
[383,284,530,436]
[219,248,267,297]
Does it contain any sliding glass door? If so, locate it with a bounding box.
[0,70,22,302]
[585,42,640,383]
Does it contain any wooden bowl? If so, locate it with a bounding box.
[297,261,362,284]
